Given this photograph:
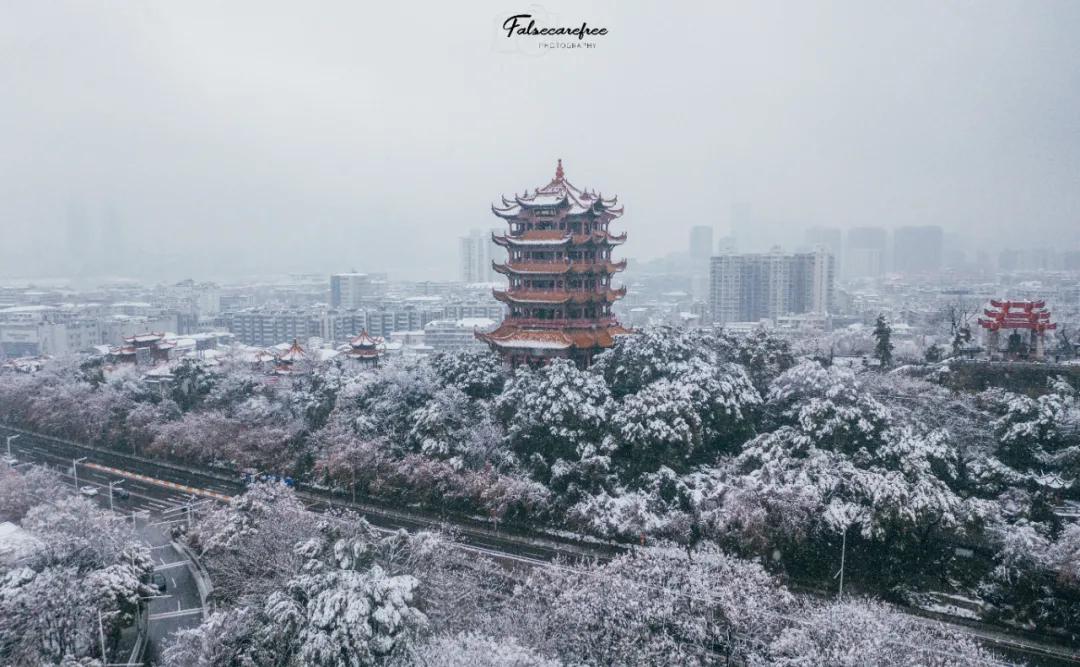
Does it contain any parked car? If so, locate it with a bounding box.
[151,573,167,593]
[79,486,98,497]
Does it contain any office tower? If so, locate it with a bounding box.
[689,226,714,260]
[709,249,834,324]
[804,227,843,274]
[846,226,888,278]
[459,228,495,283]
[893,225,943,274]
[329,272,372,309]
[689,225,714,301]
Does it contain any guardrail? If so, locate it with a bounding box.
[126,598,150,666]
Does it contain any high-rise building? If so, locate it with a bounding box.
[329,273,372,309]
[459,229,497,283]
[709,248,834,325]
[689,226,714,260]
[478,160,631,367]
[804,227,843,274]
[846,227,888,278]
[893,225,943,274]
[689,225,714,302]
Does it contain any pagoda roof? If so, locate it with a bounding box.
[492,287,626,305]
[277,339,306,363]
[491,160,623,219]
[477,322,633,351]
[491,230,627,247]
[349,329,383,348]
[124,332,166,344]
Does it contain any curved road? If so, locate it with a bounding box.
[3,431,207,662]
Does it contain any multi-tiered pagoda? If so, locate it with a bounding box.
[477,160,630,367]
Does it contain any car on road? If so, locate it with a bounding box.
[113,487,130,500]
[79,486,99,497]
[2,455,16,466]
[151,573,167,593]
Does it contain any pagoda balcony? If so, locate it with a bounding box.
[503,316,620,329]
[492,230,627,248]
[492,287,626,305]
[492,259,627,276]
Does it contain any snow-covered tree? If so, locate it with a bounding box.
[429,350,506,400]
[0,463,71,523]
[0,479,152,666]
[508,545,791,666]
[402,633,558,667]
[873,314,894,370]
[610,358,760,474]
[166,531,425,667]
[189,482,331,603]
[759,599,1009,666]
[495,360,613,479]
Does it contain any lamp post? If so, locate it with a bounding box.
[835,526,848,599]
[5,434,18,458]
[73,456,87,489]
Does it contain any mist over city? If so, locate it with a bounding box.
[2,2,1080,667]
[3,1,1080,282]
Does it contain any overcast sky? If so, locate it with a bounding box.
[1,1,1078,281]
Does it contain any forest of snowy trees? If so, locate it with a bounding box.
[159,481,1003,666]
[0,326,1078,663]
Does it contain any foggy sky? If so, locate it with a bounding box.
[2,1,1079,282]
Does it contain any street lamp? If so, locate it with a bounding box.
[72,457,88,490]
[5,434,19,458]
[108,479,125,512]
[835,525,848,600]
[131,509,150,529]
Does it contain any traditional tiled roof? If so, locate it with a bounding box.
[277,339,306,363]
[492,287,626,306]
[477,323,633,351]
[346,330,383,360]
[349,329,382,348]
[124,332,165,345]
[491,230,626,247]
[493,261,572,275]
[491,160,623,219]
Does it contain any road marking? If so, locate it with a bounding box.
[155,561,189,571]
[148,607,205,621]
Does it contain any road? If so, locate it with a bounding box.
[3,423,1079,665]
[139,523,205,661]
[3,430,208,662]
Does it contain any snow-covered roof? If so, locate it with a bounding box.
[491,160,622,218]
